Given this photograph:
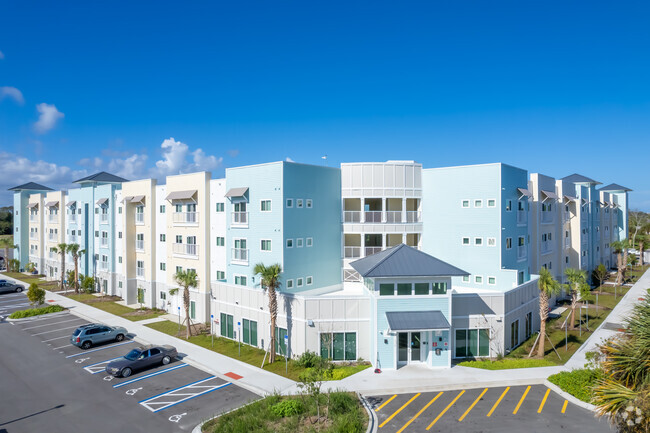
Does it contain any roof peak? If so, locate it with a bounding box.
[561,173,601,185]
[599,183,632,192]
[8,182,54,192]
[73,171,128,184]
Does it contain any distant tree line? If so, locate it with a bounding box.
[0,206,13,235]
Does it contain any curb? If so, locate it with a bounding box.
[4,309,69,322]
[544,379,598,413]
[356,377,550,397]
[359,392,378,433]
[191,398,261,433]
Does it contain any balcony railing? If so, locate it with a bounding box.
[581,234,588,244]
[29,214,38,222]
[231,212,248,226]
[99,261,109,270]
[562,212,570,223]
[100,214,109,223]
[100,238,109,247]
[517,210,526,225]
[564,238,571,249]
[49,251,56,259]
[69,214,77,223]
[173,212,198,224]
[344,246,361,258]
[365,246,382,256]
[48,214,58,223]
[29,233,37,240]
[406,211,421,223]
[70,235,77,243]
[343,211,361,223]
[231,248,249,263]
[517,245,526,260]
[136,267,145,278]
[364,211,382,223]
[385,211,402,223]
[173,243,198,256]
[541,212,553,224]
[541,241,552,254]
[48,233,57,242]
[135,240,144,251]
[135,213,144,224]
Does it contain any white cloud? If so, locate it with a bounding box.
[34,103,64,134]
[78,157,104,169]
[150,137,222,178]
[108,154,148,181]
[285,157,295,162]
[0,86,24,105]
[227,149,240,158]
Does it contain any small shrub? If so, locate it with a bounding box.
[9,305,65,319]
[548,368,602,403]
[295,350,322,368]
[331,410,364,433]
[81,276,95,294]
[26,283,45,306]
[329,392,357,415]
[270,399,304,417]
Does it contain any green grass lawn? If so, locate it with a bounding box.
[3,272,60,291]
[146,320,371,382]
[548,368,602,403]
[202,392,367,433]
[8,304,66,319]
[65,293,166,322]
[457,358,556,370]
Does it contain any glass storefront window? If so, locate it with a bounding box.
[414,283,429,295]
[397,283,412,296]
[379,284,394,296]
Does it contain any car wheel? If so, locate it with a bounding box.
[162,356,171,365]
[121,367,132,378]
[81,341,92,350]
[15,287,23,292]
[115,334,125,342]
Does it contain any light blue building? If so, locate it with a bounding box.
[9,182,53,268]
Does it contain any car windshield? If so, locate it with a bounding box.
[124,349,141,361]
[72,329,82,336]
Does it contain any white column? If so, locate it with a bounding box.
[402,198,407,223]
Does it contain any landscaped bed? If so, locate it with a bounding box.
[146,320,372,381]
[65,293,166,322]
[8,304,66,319]
[547,368,602,403]
[201,392,367,433]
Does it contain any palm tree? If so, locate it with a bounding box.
[53,242,68,292]
[612,240,629,286]
[68,243,85,293]
[169,269,198,339]
[535,268,561,358]
[637,233,647,267]
[0,237,17,271]
[65,270,76,293]
[564,268,590,330]
[254,262,282,364]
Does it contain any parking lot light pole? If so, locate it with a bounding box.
[177,306,181,334]
[211,314,214,348]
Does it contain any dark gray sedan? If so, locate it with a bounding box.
[0,281,24,294]
[106,345,178,377]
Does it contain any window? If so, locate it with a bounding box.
[220,313,234,339]
[118,256,122,264]
[95,208,99,214]
[297,278,303,287]
[525,312,532,339]
[510,320,519,349]
[506,200,512,211]
[175,235,183,244]
[565,256,569,264]
[462,275,470,283]
[159,205,165,213]
[488,199,496,207]
[414,283,429,295]
[260,200,271,212]
[261,240,271,251]
[216,270,225,280]
[462,200,470,208]
[287,279,294,289]
[160,263,166,271]
[95,231,99,237]
[320,332,356,361]
[474,237,482,246]
[118,232,122,239]
[474,200,482,208]
[462,237,470,245]
[190,301,196,320]
[455,329,489,358]
[286,239,293,248]
[235,275,247,286]
[160,234,166,242]
[518,236,525,246]
[397,283,411,296]
[175,204,183,213]
[216,237,225,246]
[286,199,293,208]
[306,276,313,285]
[488,277,496,285]
[306,199,312,208]
[475,275,483,284]
[297,199,303,208]
[176,266,182,274]
[275,327,288,356]
[118,207,122,214]
[487,237,496,246]
[306,237,313,247]
[215,203,224,212]
[243,319,258,346]
[296,238,303,248]
[379,283,394,296]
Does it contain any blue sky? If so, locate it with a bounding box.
[1,1,649,209]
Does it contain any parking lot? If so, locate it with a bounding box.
[368,384,613,433]
[0,291,258,432]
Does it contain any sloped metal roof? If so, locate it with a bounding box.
[44,201,59,207]
[8,182,53,191]
[599,183,632,192]
[350,244,469,278]
[73,171,128,184]
[386,311,450,331]
[165,190,196,201]
[561,173,601,185]
[225,187,249,198]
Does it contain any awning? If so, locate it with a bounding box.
[604,201,612,207]
[96,198,108,206]
[27,202,39,208]
[541,190,558,201]
[66,200,76,207]
[517,187,532,199]
[581,198,587,205]
[386,311,450,332]
[44,201,59,207]
[225,187,249,198]
[597,201,605,206]
[130,195,145,204]
[563,195,577,203]
[165,190,197,201]
[121,196,134,203]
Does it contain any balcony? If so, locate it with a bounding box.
[517,245,527,260]
[48,233,57,242]
[517,210,526,225]
[343,211,361,223]
[29,233,37,240]
[173,212,198,225]
[541,212,553,224]
[564,238,571,249]
[100,214,109,223]
[173,243,198,257]
[100,238,109,247]
[48,214,58,223]
[135,213,144,225]
[365,246,382,256]
[136,267,145,278]
[562,211,570,223]
[231,212,248,227]
[49,251,56,259]
[364,211,382,223]
[135,240,144,251]
[541,241,552,254]
[99,261,109,271]
[406,211,421,223]
[344,246,361,258]
[385,211,402,223]
[69,214,77,223]
[69,235,77,243]
[231,248,249,264]
[29,214,38,222]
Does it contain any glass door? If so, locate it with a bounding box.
[410,332,421,362]
[398,333,408,363]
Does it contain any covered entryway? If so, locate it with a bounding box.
[397,332,424,365]
[387,310,451,368]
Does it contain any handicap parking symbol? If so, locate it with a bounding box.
[169,413,186,423]
[103,375,114,381]
[125,387,142,396]
[75,357,90,364]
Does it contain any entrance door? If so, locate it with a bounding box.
[411,332,421,362]
[397,332,423,365]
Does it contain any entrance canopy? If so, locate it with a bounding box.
[386,310,450,332]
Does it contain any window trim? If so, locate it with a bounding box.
[487,276,496,285]
[296,199,303,208]
[475,275,483,284]
[234,274,247,286]
[487,237,496,246]
[462,237,470,245]
[286,239,293,248]
[487,199,496,207]
[306,237,313,247]
[260,239,272,252]
[306,276,313,285]
[461,199,470,208]
[474,237,483,246]
[286,199,293,208]
[306,199,312,208]
[474,199,483,208]
[260,199,272,212]
[286,279,294,289]
[296,238,303,248]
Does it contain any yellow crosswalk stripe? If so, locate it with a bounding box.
[375,395,397,412]
[426,390,465,430]
[512,386,531,414]
[379,393,421,429]
[561,400,568,414]
[396,392,443,433]
[459,388,488,422]
[538,388,551,413]
[487,387,510,417]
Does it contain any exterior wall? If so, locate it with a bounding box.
[43,190,66,281]
[154,185,168,311]
[27,193,45,272]
[13,191,31,267]
[114,190,126,298]
[209,179,227,284]
[528,174,562,283]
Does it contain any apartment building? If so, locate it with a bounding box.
[10,161,630,369]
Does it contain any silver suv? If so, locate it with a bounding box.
[71,323,128,349]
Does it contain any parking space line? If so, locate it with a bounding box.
[0,298,27,304]
[52,344,72,350]
[426,390,465,430]
[139,377,230,413]
[23,318,84,330]
[486,387,510,417]
[396,392,443,433]
[32,325,80,336]
[42,335,70,342]
[0,303,30,309]
[561,400,568,414]
[375,394,397,412]
[83,357,123,374]
[65,340,134,358]
[537,388,551,413]
[113,363,188,388]
[379,393,421,428]
[512,385,531,415]
[459,388,488,421]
